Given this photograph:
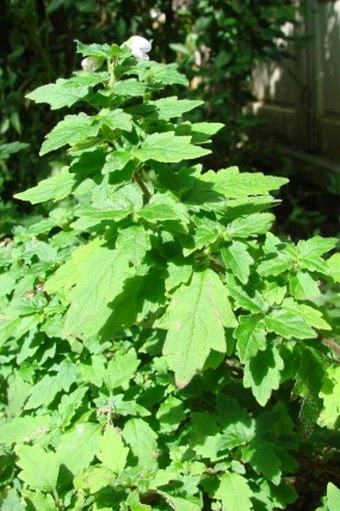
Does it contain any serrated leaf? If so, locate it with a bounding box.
[257,252,293,277]
[149,97,203,120]
[165,258,193,293]
[203,166,288,198]
[234,315,267,363]
[64,229,150,338]
[227,213,274,238]
[56,423,101,475]
[133,132,211,163]
[327,253,340,282]
[123,418,158,469]
[136,192,190,227]
[15,169,77,204]
[105,348,140,390]
[226,274,266,314]
[40,113,100,155]
[76,40,112,59]
[15,444,59,492]
[243,439,282,485]
[99,108,133,132]
[297,236,338,258]
[265,310,316,339]
[0,416,50,446]
[289,271,320,301]
[97,427,129,474]
[282,297,331,330]
[24,374,63,410]
[135,61,188,86]
[243,345,284,406]
[160,269,237,387]
[113,78,146,97]
[222,241,254,284]
[216,395,255,450]
[215,472,253,511]
[26,73,106,109]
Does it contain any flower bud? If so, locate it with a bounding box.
[81,57,101,72]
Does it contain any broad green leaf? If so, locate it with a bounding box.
[160,269,237,387]
[165,258,193,293]
[215,472,253,511]
[327,483,340,511]
[227,213,274,238]
[113,78,146,97]
[6,373,31,417]
[15,169,78,204]
[15,444,59,492]
[297,236,338,258]
[289,271,320,301]
[327,253,340,282]
[156,396,186,433]
[76,40,112,59]
[0,416,50,446]
[202,166,288,198]
[243,345,284,406]
[56,387,88,428]
[149,97,204,120]
[178,122,225,144]
[97,426,129,474]
[318,367,340,429]
[134,61,188,86]
[243,439,282,485]
[26,73,106,109]
[265,310,316,339]
[123,418,158,469]
[282,297,331,330]
[222,241,254,284]
[115,224,152,267]
[257,252,293,277]
[56,359,77,391]
[216,395,255,450]
[56,423,101,475]
[98,108,133,132]
[105,349,140,390]
[136,192,190,227]
[64,236,146,337]
[40,113,100,155]
[24,374,63,410]
[76,182,142,221]
[296,236,337,275]
[183,217,220,256]
[234,316,267,363]
[133,132,211,163]
[226,274,266,314]
[74,466,114,494]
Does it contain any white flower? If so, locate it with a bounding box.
[81,57,100,72]
[126,36,152,61]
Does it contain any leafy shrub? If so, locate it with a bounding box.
[1,1,307,198]
[0,41,339,510]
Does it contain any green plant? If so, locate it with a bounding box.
[1,40,339,510]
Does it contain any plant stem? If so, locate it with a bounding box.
[133,172,152,200]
